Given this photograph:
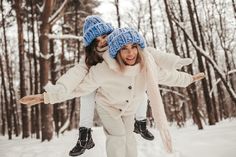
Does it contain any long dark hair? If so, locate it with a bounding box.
[85,39,104,69]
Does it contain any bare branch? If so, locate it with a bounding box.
[171,15,236,102]
[48,34,83,41]
[210,69,236,97]
[160,87,190,101]
[49,0,68,25]
[37,1,45,13]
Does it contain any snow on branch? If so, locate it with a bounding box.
[40,53,53,60]
[210,69,236,97]
[159,87,190,101]
[228,69,236,75]
[170,15,236,102]
[48,34,83,41]
[172,18,225,78]
[49,0,68,25]
[37,1,45,13]
[77,10,89,16]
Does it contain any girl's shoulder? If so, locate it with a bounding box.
[89,61,110,74]
[144,46,160,53]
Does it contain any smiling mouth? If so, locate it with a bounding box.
[126,57,135,60]
[101,43,108,48]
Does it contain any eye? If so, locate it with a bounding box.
[121,47,128,52]
[132,44,137,49]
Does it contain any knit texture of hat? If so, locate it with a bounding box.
[83,15,114,46]
[107,27,145,58]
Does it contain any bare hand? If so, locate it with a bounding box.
[192,72,205,82]
[19,94,44,106]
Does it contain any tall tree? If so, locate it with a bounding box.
[186,0,215,125]
[192,0,218,122]
[39,0,55,141]
[1,0,13,139]
[0,52,8,136]
[29,0,41,139]
[148,0,156,48]
[14,0,29,138]
[163,0,180,56]
[39,0,68,141]
[177,0,203,129]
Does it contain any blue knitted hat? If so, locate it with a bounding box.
[107,27,145,58]
[83,15,114,46]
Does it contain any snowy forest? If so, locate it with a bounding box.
[0,0,236,153]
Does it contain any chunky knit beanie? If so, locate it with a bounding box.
[107,27,145,58]
[83,15,114,46]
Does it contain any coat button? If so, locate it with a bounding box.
[126,100,129,103]
[119,109,122,111]
[128,86,132,89]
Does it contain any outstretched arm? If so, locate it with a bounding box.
[156,65,205,87]
[45,62,104,104]
[146,47,193,70]
[44,55,89,99]
[19,61,104,106]
[19,56,88,106]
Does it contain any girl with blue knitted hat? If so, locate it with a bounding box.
[47,15,196,156]
[47,27,203,157]
[19,16,204,156]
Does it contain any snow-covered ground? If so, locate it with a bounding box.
[0,119,236,157]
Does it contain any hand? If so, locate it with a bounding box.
[192,72,205,82]
[19,94,44,106]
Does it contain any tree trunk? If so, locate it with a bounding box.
[211,40,228,119]
[178,0,203,129]
[193,0,218,122]
[163,0,180,56]
[148,0,156,48]
[0,54,7,136]
[1,0,13,139]
[186,0,215,125]
[74,0,81,62]
[137,0,142,32]
[30,0,41,139]
[232,0,236,19]
[39,0,54,141]
[14,0,30,138]
[115,0,121,27]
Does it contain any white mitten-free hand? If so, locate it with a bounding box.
[19,94,44,106]
[192,72,205,82]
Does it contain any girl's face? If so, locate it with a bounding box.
[96,35,108,49]
[119,43,138,66]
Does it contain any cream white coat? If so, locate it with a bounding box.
[44,50,192,119]
[44,47,191,106]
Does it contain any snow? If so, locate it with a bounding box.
[0,119,236,157]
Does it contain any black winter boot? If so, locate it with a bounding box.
[134,119,155,141]
[69,127,95,156]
